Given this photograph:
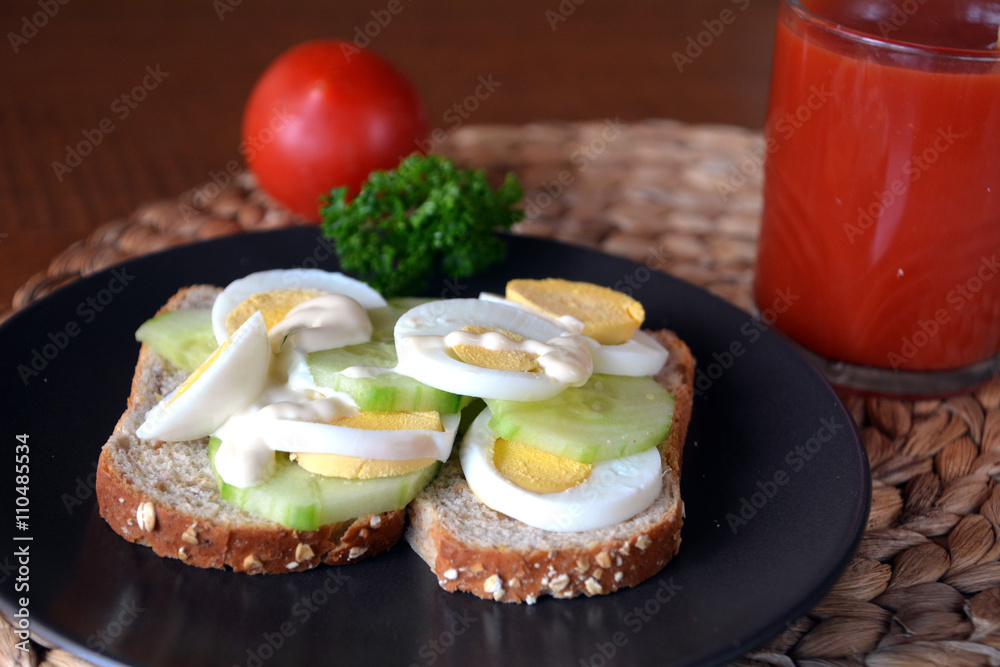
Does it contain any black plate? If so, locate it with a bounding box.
[0,229,869,667]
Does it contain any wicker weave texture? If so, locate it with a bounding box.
[4,120,999,667]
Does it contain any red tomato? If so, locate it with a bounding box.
[242,40,429,220]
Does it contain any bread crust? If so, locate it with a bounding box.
[96,286,407,574]
[405,329,695,603]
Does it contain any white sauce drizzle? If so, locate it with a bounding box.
[268,294,372,353]
[401,329,592,385]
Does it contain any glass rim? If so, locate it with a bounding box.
[784,0,1000,63]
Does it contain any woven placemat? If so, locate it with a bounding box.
[4,120,1000,666]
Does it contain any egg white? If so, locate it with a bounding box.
[220,410,461,461]
[213,409,461,488]
[584,329,669,376]
[137,310,271,442]
[211,268,388,344]
[460,409,663,532]
[393,299,592,401]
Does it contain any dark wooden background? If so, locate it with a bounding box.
[0,0,780,311]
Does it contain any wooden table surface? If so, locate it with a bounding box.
[0,0,779,313]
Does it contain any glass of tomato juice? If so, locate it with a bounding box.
[754,0,1000,396]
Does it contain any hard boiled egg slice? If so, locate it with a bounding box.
[137,310,271,442]
[262,409,460,460]
[460,410,662,532]
[583,330,668,376]
[393,299,592,401]
[479,292,668,376]
[213,401,460,487]
[292,412,443,479]
[211,268,387,344]
[506,278,644,345]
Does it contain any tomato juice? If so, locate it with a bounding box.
[754,0,1000,386]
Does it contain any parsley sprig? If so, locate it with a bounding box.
[319,153,524,297]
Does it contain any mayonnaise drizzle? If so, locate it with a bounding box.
[257,396,358,423]
[402,329,593,385]
[268,294,372,353]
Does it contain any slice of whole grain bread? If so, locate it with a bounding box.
[96,286,405,574]
[405,329,695,603]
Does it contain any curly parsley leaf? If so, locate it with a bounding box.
[319,153,524,297]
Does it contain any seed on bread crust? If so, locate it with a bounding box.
[178,547,189,561]
[181,524,199,545]
[348,546,368,560]
[584,578,603,596]
[549,574,570,593]
[295,543,314,562]
[636,535,651,551]
[137,502,156,532]
[595,551,612,569]
[484,574,502,594]
[443,568,458,580]
[369,515,382,529]
[243,555,263,571]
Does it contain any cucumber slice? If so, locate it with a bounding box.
[332,373,465,413]
[209,437,440,531]
[135,308,217,372]
[368,297,435,342]
[308,342,463,413]
[485,374,674,463]
[310,341,398,373]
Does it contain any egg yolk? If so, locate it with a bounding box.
[165,337,233,408]
[506,278,645,345]
[292,452,437,479]
[334,411,444,431]
[225,288,326,335]
[492,437,593,493]
[292,411,443,479]
[450,325,541,372]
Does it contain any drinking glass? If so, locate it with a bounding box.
[754,0,1000,395]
